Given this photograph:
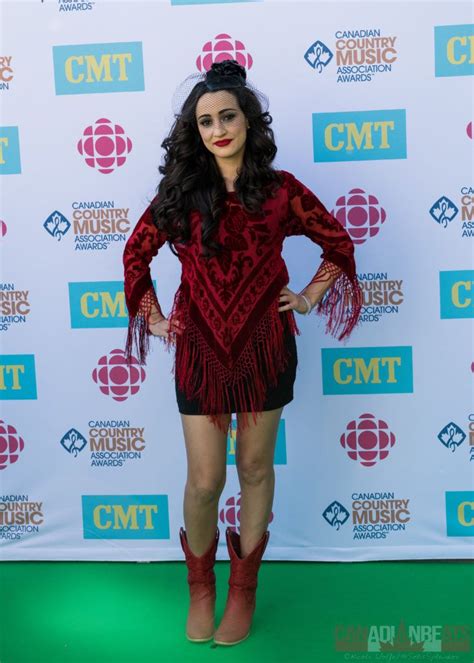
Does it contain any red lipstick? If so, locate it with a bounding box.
[214,139,233,147]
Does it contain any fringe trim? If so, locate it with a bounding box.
[125,287,161,365]
[164,287,300,432]
[313,263,363,341]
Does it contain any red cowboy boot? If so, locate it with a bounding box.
[179,527,219,642]
[213,527,270,646]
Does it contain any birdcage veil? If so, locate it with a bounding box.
[171,60,270,117]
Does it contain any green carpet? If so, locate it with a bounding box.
[0,560,472,663]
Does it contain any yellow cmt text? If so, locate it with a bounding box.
[65,53,132,84]
[333,357,401,385]
[325,121,395,152]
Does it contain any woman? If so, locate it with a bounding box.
[123,60,362,647]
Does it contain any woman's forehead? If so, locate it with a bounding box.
[196,90,239,116]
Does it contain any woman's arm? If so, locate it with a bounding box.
[123,202,168,362]
[283,171,363,340]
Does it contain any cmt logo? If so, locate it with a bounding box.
[445,491,474,536]
[53,42,144,95]
[226,418,287,465]
[69,281,133,328]
[435,24,474,77]
[82,495,170,539]
[0,355,37,400]
[321,346,413,395]
[312,109,407,162]
[0,126,21,174]
[440,270,474,318]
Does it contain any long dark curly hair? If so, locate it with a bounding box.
[150,61,283,258]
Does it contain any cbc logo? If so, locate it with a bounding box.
[0,419,25,471]
[196,34,253,72]
[332,188,387,245]
[340,413,396,467]
[77,118,133,175]
[92,349,146,401]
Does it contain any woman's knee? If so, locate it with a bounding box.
[236,456,274,486]
[186,473,226,505]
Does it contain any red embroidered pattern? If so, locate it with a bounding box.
[123,171,362,429]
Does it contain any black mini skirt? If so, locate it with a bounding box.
[175,325,298,415]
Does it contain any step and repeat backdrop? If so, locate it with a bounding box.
[1,0,473,561]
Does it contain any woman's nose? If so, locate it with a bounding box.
[213,124,226,137]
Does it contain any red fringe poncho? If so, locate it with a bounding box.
[123,170,362,430]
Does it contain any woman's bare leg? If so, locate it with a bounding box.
[235,407,283,556]
[181,413,231,555]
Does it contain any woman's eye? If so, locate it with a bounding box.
[200,119,211,127]
[223,114,236,122]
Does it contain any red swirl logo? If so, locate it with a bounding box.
[0,420,25,470]
[77,118,133,174]
[92,349,145,401]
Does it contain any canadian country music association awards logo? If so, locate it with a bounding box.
[77,118,133,174]
[60,420,147,467]
[305,28,398,83]
[323,491,411,540]
[219,492,274,532]
[437,422,467,454]
[196,34,253,71]
[43,201,131,250]
[340,413,396,467]
[358,272,404,324]
[331,188,387,244]
[0,283,31,332]
[0,419,25,470]
[0,494,44,541]
[429,187,474,238]
[92,349,146,401]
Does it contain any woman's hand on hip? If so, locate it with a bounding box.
[148,312,184,343]
[278,285,313,315]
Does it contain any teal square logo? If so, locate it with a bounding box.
[440,270,474,318]
[435,24,474,77]
[53,42,145,95]
[0,354,37,400]
[0,126,21,175]
[312,109,407,162]
[69,280,156,328]
[446,491,474,536]
[82,495,170,539]
[321,346,413,395]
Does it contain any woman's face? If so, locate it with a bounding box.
[195,90,248,163]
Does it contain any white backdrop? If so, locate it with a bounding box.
[1,0,473,561]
